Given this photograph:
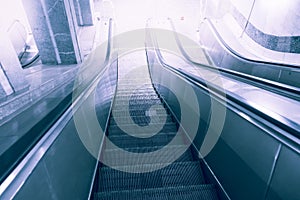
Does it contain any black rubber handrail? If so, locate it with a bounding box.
[21,51,40,68]
[167,18,300,97]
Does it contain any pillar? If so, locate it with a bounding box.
[0,30,29,97]
[73,0,94,26]
[22,0,82,64]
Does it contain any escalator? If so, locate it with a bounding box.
[92,51,219,199]
[1,15,299,200]
[167,18,300,99]
[195,19,300,92]
[7,20,39,68]
[149,18,300,138]
[146,20,300,200]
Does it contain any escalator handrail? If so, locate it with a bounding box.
[6,20,40,68]
[21,53,40,68]
[0,18,115,199]
[87,19,119,199]
[167,18,300,96]
[205,18,300,69]
[147,27,300,145]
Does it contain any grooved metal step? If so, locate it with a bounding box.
[115,98,162,104]
[107,132,184,149]
[102,145,194,166]
[113,104,165,112]
[129,98,162,105]
[114,94,159,100]
[109,115,173,126]
[108,131,176,139]
[117,87,153,91]
[118,82,153,86]
[108,123,178,136]
[111,108,168,118]
[95,184,219,200]
[115,93,158,97]
[98,161,205,192]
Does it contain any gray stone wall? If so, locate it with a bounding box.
[203,0,300,53]
[22,0,82,64]
[73,0,94,26]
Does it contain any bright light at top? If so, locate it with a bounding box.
[0,0,31,32]
[260,0,292,10]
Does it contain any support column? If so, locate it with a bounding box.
[0,30,29,97]
[22,0,82,64]
[73,0,94,26]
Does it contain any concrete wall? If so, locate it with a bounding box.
[231,0,300,36]
[22,0,82,64]
[202,0,300,53]
[73,0,94,26]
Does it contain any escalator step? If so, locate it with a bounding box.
[108,131,176,140]
[117,83,153,87]
[115,95,160,101]
[109,115,173,126]
[102,145,194,166]
[98,161,205,192]
[134,100,161,104]
[112,107,166,115]
[108,123,178,136]
[107,132,181,149]
[107,130,176,140]
[113,103,164,111]
[116,90,157,95]
[111,109,169,118]
[115,94,159,99]
[95,184,219,200]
